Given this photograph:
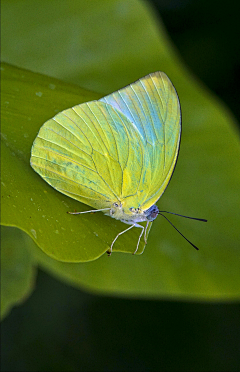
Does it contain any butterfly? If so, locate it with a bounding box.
[30,72,206,256]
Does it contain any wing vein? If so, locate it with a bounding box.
[33,163,107,194]
[85,103,116,193]
[38,129,93,158]
[71,106,106,154]
[32,146,97,174]
[55,114,92,150]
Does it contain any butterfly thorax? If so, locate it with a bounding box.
[105,202,159,224]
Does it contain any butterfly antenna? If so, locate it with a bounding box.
[68,208,111,215]
[158,212,203,251]
[159,211,207,222]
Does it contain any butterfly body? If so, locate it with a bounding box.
[104,202,159,223]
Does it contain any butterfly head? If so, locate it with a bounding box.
[144,205,159,221]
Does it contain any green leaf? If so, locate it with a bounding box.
[1,226,36,320]
[1,0,240,300]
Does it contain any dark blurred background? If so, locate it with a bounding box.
[151,0,240,127]
[2,271,240,371]
[2,1,240,371]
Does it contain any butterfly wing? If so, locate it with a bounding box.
[31,72,180,213]
[30,101,150,210]
[100,71,181,210]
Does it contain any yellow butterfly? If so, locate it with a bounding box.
[31,72,205,255]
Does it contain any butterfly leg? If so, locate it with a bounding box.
[120,221,145,255]
[110,221,145,255]
[67,207,110,215]
[144,221,150,244]
[133,224,145,255]
[107,224,136,256]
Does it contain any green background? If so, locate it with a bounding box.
[1,0,240,371]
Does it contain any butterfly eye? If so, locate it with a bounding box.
[113,202,119,207]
